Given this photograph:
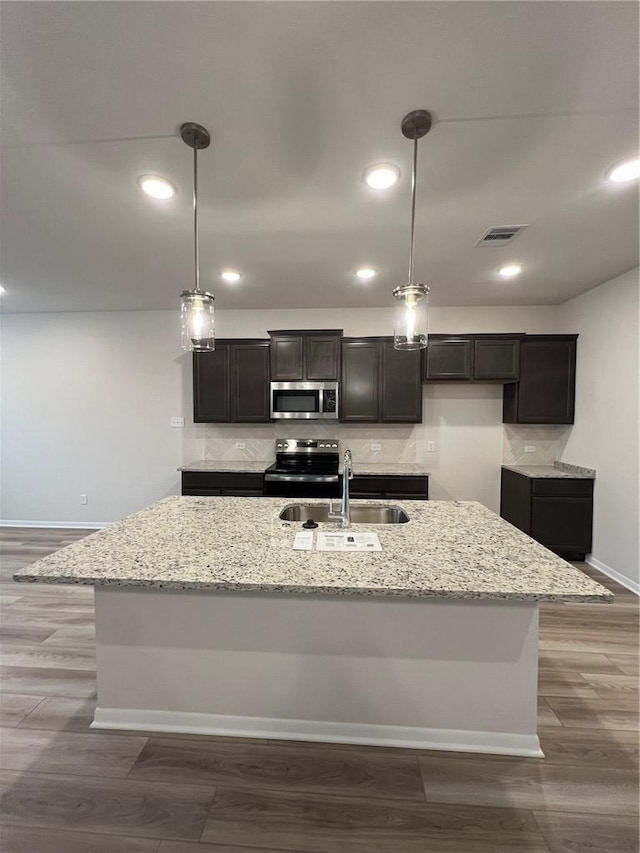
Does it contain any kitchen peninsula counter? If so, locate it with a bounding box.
[14,496,607,602]
[13,496,610,757]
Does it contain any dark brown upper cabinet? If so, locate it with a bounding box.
[503,335,577,424]
[423,334,522,382]
[268,330,342,381]
[193,339,270,423]
[424,337,473,380]
[474,337,520,381]
[341,338,422,423]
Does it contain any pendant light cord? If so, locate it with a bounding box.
[193,143,200,293]
[407,136,418,285]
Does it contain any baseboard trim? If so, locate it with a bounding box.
[0,520,111,530]
[91,707,543,757]
[586,555,639,596]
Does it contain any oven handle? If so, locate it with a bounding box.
[264,474,339,483]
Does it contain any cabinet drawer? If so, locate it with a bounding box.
[531,479,593,497]
[182,472,264,494]
[350,476,429,496]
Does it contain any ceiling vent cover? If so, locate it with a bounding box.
[475,225,527,247]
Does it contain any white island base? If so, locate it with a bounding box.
[91,587,543,757]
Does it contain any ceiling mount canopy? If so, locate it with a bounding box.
[393,108,433,351]
[180,121,215,353]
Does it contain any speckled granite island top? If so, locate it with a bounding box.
[14,497,610,602]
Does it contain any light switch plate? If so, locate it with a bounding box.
[170,417,185,428]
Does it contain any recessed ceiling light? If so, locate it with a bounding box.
[221,270,242,283]
[356,268,377,280]
[137,175,176,199]
[498,264,522,278]
[607,157,640,184]
[363,164,400,190]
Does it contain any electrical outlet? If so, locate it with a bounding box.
[170,417,185,428]
[370,443,382,451]
[235,441,246,450]
[524,445,536,453]
[427,441,435,452]
[80,494,88,505]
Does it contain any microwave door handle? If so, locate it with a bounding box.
[318,388,324,415]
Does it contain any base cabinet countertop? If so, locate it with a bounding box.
[500,463,595,561]
[179,460,430,476]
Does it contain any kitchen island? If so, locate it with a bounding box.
[14,497,610,757]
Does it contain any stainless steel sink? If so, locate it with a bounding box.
[279,504,410,524]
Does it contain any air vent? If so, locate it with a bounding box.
[475,225,527,247]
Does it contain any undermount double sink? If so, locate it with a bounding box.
[279,504,410,525]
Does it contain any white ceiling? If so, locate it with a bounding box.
[1,1,638,313]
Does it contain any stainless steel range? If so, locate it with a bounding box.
[264,438,340,498]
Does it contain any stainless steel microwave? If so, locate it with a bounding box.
[270,381,339,419]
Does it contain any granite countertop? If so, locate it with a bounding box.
[352,463,430,476]
[14,496,610,603]
[502,462,596,479]
[179,460,430,476]
[179,460,268,473]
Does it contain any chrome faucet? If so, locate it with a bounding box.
[328,449,353,528]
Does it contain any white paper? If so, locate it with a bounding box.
[316,532,382,552]
[292,531,314,551]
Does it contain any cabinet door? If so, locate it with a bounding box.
[193,344,231,422]
[503,336,576,424]
[270,336,303,380]
[474,339,520,381]
[425,339,473,379]
[232,343,270,422]
[380,342,422,422]
[499,468,532,534]
[531,496,593,557]
[305,336,340,380]
[340,340,379,421]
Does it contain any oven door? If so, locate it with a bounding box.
[270,382,322,419]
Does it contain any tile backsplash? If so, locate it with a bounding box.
[183,421,571,467]
[502,424,571,466]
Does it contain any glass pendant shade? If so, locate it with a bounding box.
[392,110,433,351]
[393,284,429,351]
[181,290,215,352]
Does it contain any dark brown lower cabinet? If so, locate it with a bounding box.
[181,472,265,497]
[500,468,593,560]
[182,471,429,501]
[349,475,429,501]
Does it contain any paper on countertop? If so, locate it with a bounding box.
[316,532,382,552]
[292,531,314,551]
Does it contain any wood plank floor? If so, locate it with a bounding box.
[0,528,638,853]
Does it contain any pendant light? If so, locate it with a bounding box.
[180,122,215,352]
[393,109,433,351]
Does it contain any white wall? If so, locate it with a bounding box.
[1,304,562,524]
[558,268,640,588]
[0,312,187,524]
